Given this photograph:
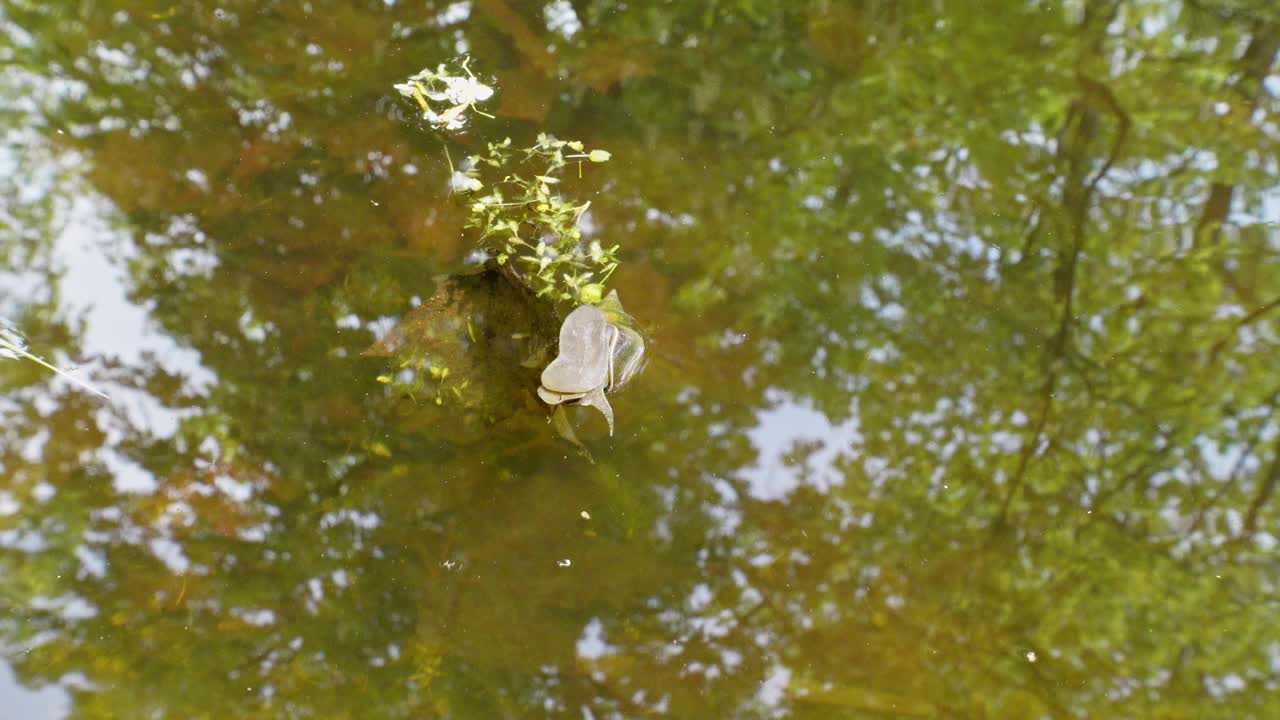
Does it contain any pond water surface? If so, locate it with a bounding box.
[3,2,1280,719]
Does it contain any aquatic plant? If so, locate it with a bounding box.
[395,57,617,307]
[457,133,616,306]
[393,56,495,132]
[378,58,627,413]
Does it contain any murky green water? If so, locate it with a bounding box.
[2,2,1280,718]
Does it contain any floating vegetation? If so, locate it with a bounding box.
[393,56,495,132]
[537,291,646,435]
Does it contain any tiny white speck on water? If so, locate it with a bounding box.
[558,558,571,568]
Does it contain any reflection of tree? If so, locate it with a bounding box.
[2,0,1280,718]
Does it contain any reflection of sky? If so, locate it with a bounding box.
[56,190,217,496]
[742,389,859,501]
[1,9,1276,717]
[0,661,65,720]
[0,128,216,714]
[58,192,216,393]
[0,68,69,714]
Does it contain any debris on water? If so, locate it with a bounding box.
[393,56,495,133]
[537,290,646,436]
[1,316,111,399]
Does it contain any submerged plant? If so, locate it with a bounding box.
[378,57,641,438]
[1,317,109,399]
[394,56,616,307]
[458,134,616,306]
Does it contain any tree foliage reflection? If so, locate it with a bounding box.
[1,1,1279,718]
